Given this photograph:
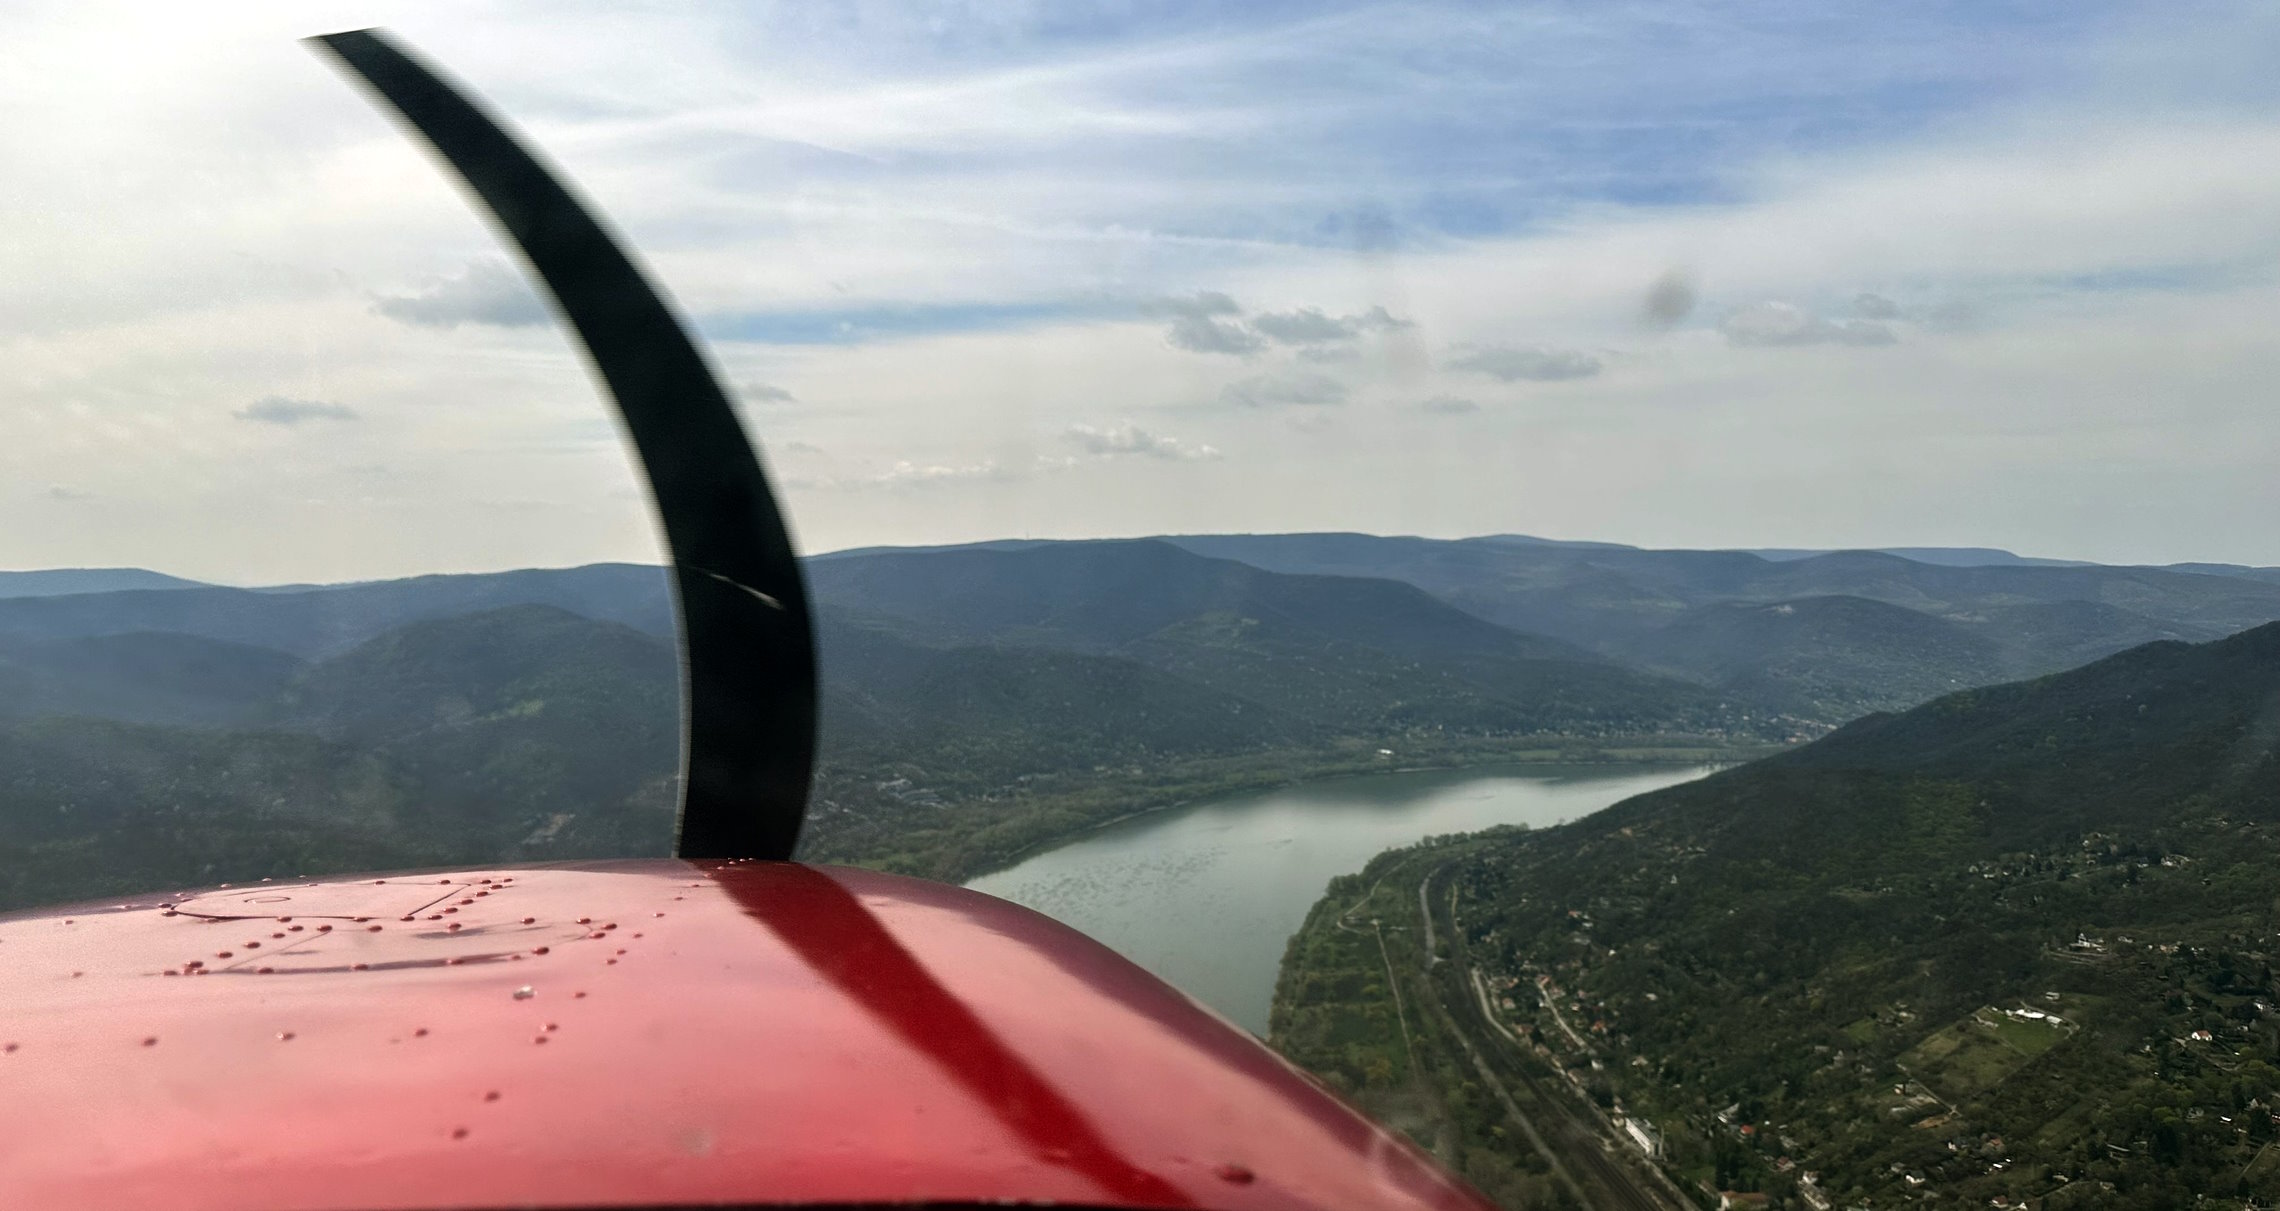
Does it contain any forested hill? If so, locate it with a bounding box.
[0,569,208,599]
[1589,620,2280,860]
[1285,622,2280,1208]
[806,540,1749,742]
[0,546,1766,910]
[0,564,673,656]
[14,534,2277,729]
[1163,533,2276,715]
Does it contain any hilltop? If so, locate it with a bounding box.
[0,569,208,599]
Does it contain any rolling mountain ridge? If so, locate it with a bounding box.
[14,534,2272,727]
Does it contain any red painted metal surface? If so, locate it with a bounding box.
[0,860,1498,1211]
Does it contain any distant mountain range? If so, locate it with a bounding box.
[809,540,1739,741]
[16,533,2280,1207]
[12,533,2276,723]
[0,537,1765,907]
[5,532,2279,906]
[0,563,674,656]
[0,568,209,599]
[1475,533,2280,579]
[1158,533,2280,715]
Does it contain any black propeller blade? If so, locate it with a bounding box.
[310,29,816,861]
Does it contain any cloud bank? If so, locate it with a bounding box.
[1220,372,1350,408]
[1064,423,1221,460]
[375,261,549,330]
[1719,302,1897,347]
[235,397,359,425]
[1154,293,1410,356]
[1447,346,1604,382]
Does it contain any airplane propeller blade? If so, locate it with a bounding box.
[310,29,817,861]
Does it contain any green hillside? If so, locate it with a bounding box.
[810,540,1756,740]
[0,565,1760,909]
[1274,623,2280,1209]
[0,632,304,726]
[1623,595,2000,718]
[1166,533,2280,642]
[1165,533,2271,721]
[0,564,673,656]
[10,537,2267,735]
[0,568,208,599]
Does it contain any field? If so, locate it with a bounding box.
[1899,1006,2076,1103]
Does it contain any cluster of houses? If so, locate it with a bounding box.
[871,776,946,809]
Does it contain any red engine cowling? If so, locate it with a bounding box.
[0,859,1499,1211]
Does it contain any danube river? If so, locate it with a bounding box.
[965,762,1710,1034]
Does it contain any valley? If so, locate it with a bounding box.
[6,531,2280,1210]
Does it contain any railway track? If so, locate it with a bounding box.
[1416,862,1685,1211]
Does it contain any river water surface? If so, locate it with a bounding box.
[964,762,1710,1035]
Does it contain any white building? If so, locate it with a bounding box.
[1620,1116,1662,1158]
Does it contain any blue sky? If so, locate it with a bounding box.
[2,1,2278,579]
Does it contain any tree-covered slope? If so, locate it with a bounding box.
[1621,594,2001,718]
[1291,623,2280,1207]
[0,632,304,726]
[1165,533,2276,677]
[810,539,1753,739]
[0,569,1753,909]
[810,538,1591,660]
[0,568,208,599]
[0,564,674,656]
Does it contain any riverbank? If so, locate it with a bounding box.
[805,733,1772,886]
[964,760,1714,1036]
[971,741,1754,880]
[1271,839,1687,1211]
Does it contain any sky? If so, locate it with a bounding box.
[3,1,2279,582]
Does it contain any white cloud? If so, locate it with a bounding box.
[235,396,359,425]
[1249,307,1350,344]
[1152,294,1408,354]
[791,459,1014,491]
[1157,292,1241,318]
[1152,292,1262,355]
[374,260,548,329]
[1852,292,1901,320]
[1250,304,1410,345]
[866,460,1012,488]
[2,4,2279,576]
[1220,372,1349,408]
[743,382,797,403]
[1166,313,1265,355]
[1063,422,1221,460]
[1719,301,1897,347]
[1447,346,1604,382]
[1418,395,1479,415]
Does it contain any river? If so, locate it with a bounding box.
[964,761,1710,1035]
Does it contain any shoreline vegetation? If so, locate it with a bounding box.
[804,733,1776,887]
[975,745,1740,875]
[1269,835,1660,1211]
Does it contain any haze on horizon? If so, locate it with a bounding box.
[4,2,2278,584]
